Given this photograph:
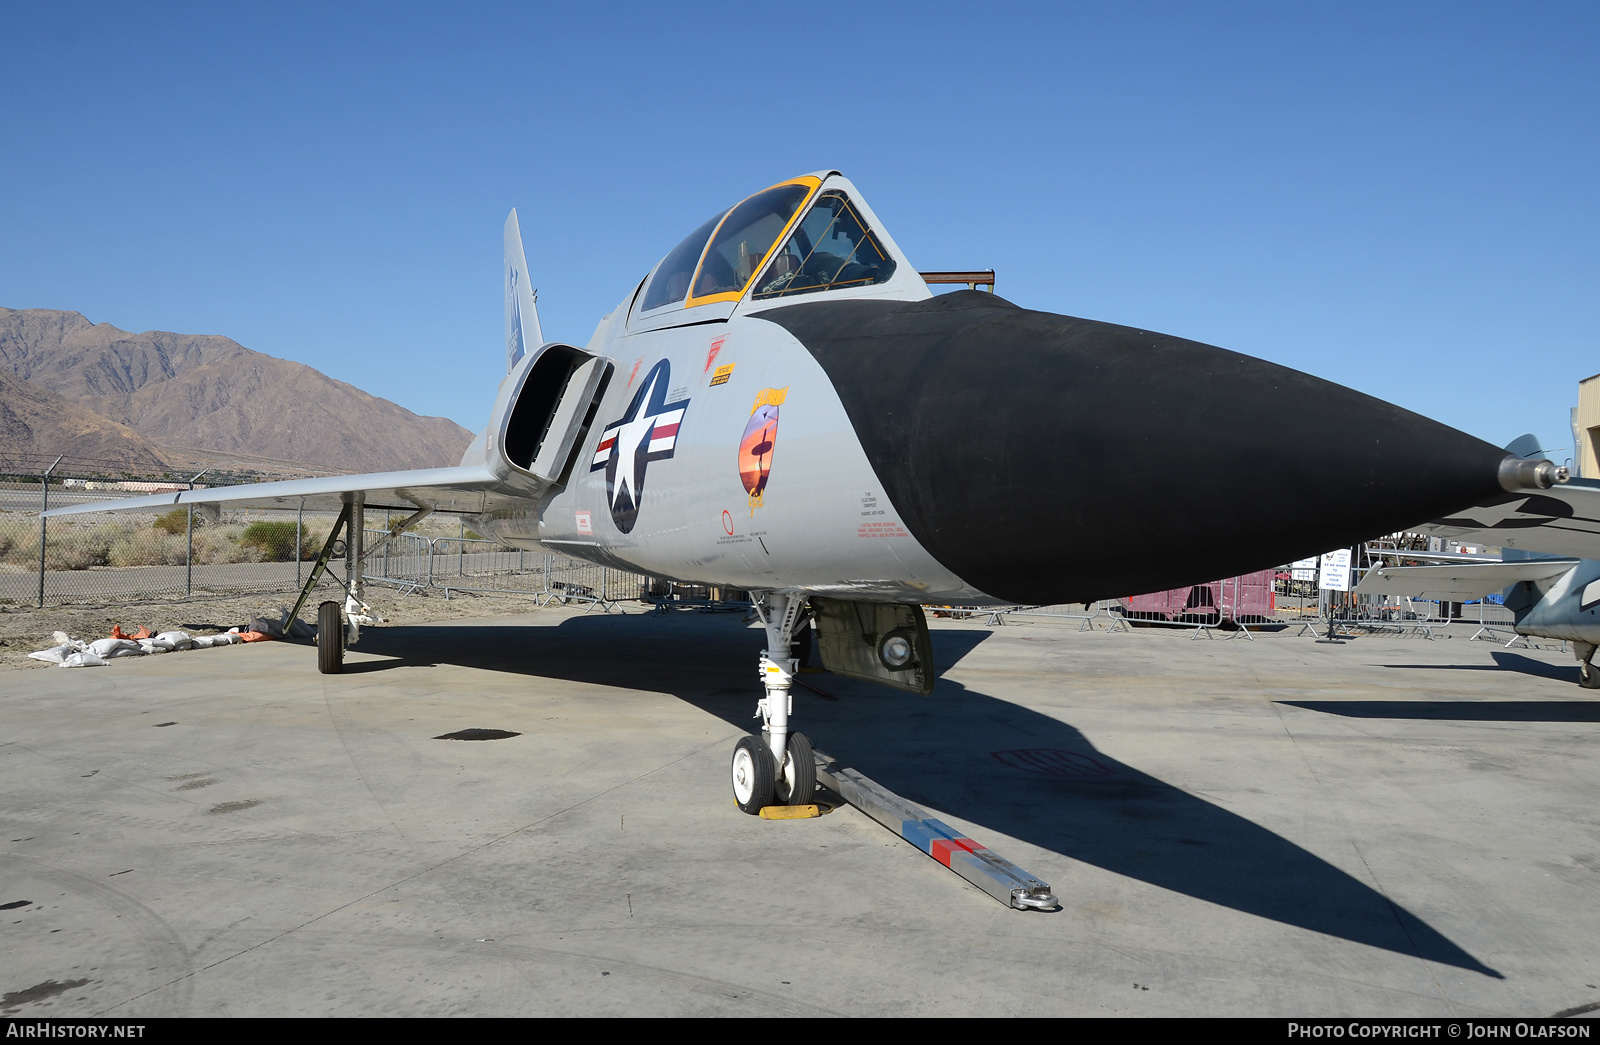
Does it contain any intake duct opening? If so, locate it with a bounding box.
[504,345,587,471]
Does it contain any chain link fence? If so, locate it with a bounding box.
[0,470,649,611]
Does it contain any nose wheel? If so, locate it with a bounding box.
[730,732,817,813]
[775,731,816,806]
[732,591,820,814]
[731,736,775,814]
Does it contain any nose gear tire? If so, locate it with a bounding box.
[731,735,776,814]
[775,731,816,806]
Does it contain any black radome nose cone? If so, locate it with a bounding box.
[757,292,1510,604]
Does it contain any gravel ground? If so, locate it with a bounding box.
[0,586,630,670]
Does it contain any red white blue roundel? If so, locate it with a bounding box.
[590,359,689,534]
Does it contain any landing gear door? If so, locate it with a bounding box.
[811,597,935,696]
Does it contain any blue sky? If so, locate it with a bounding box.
[1,2,1595,464]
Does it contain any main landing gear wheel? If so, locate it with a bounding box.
[317,600,344,675]
[775,731,816,806]
[731,735,775,814]
[1582,661,1600,690]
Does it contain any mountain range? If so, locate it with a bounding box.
[0,308,475,477]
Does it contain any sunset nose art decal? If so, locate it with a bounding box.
[740,387,786,514]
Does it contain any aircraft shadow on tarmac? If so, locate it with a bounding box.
[1280,700,1600,722]
[350,613,1499,977]
[1378,651,1579,684]
[1286,652,1600,722]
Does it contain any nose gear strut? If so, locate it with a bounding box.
[731,591,817,812]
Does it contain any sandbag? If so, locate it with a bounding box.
[248,617,283,638]
[88,638,145,659]
[60,652,109,668]
[28,645,75,664]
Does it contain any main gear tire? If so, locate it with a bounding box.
[317,600,344,675]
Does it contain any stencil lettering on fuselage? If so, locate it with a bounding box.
[590,359,689,534]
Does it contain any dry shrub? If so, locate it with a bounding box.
[193,526,255,565]
[108,528,188,568]
[152,509,189,535]
[44,521,121,570]
[1,535,39,567]
[239,521,315,561]
[0,515,37,566]
[0,509,330,570]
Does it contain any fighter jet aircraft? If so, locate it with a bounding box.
[44,171,1573,811]
[1358,435,1600,687]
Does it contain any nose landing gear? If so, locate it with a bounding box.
[731,592,818,813]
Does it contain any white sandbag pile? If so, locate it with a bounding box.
[30,625,257,667]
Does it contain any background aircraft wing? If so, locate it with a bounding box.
[1355,559,1579,602]
[41,463,518,518]
[1411,480,1600,560]
[1365,549,1505,564]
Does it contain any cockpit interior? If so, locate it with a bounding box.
[632,173,902,324]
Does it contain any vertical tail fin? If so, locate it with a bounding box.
[1504,433,1543,460]
[504,209,543,374]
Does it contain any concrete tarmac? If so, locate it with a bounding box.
[3,608,1600,1017]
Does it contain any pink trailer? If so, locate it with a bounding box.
[1120,569,1276,623]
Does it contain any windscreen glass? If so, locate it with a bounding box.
[639,210,727,312]
[752,191,897,300]
[691,183,812,300]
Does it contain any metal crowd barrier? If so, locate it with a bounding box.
[361,532,645,611]
[949,600,1131,631]
[641,584,752,613]
[1294,580,1521,641]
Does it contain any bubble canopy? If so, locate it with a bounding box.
[689,180,815,304]
[637,210,726,313]
[637,176,821,315]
